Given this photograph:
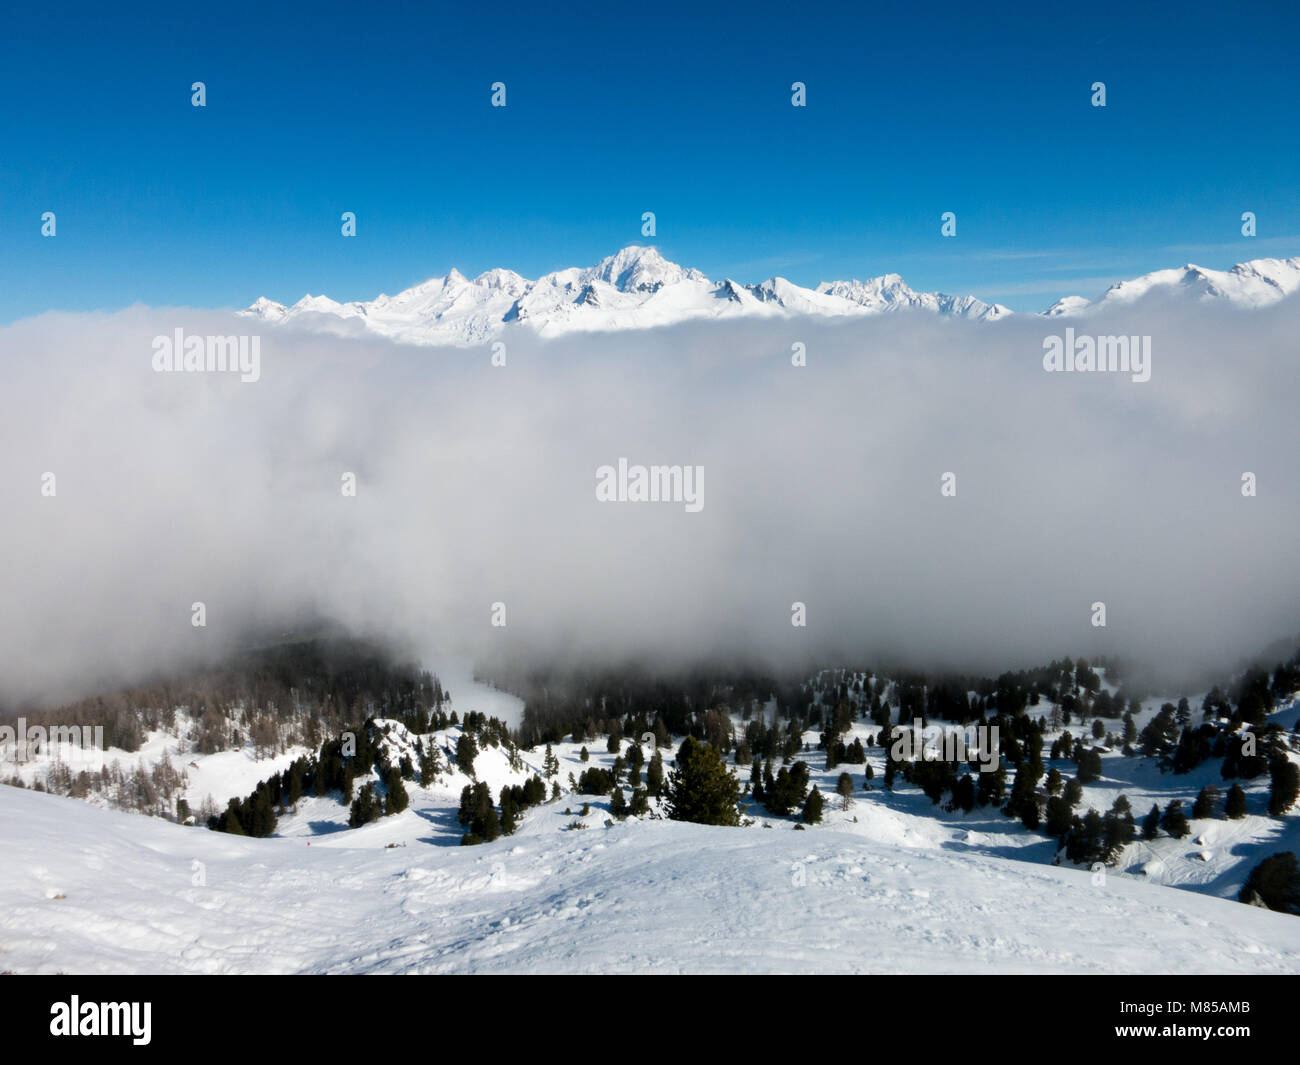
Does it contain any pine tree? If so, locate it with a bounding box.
[499,789,517,834]
[1160,799,1190,839]
[1239,852,1300,914]
[801,786,824,825]
[646,750,665,797]
[383,773,409,815]
[628,788,650,817]
[1076,748,1103,784]
[219,798,246,835]
[1225,783,1248,819]
[1103,803,1136,861]
[1192,784,1220,820]
[836,772,854,811]
[765,762,810,815]
[1004,763,1039,822]
[480,804,501,843]
[1065,808,1106,865]
[523,774,546,806]
[456,732,478,778]
[1142,802,1161,840]
[609,785,628,819]
[543,743,560,779]
[1045,795,1072,837]
[664,737,740,826]
[348,783,380,827]
[1268,756,1300,816]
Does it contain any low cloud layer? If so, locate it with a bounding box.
[2,295,1298,707]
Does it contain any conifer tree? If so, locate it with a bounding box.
[384,773,409,815]
[456,732,478,778]
[1268,756,1300,816]
[1239,852,1300,914]
[836,771,854,810]
[1005,763,1038,822]
[1142,802,1161,840]
[1225,783,1248,819]
[629,788,650,817]
[1076,748,1103,784]
[1045,795,1072,837]
[480,803,501,843]
[349,783,380,827]
[609,786,628,819]
[1103,802,1136,860]
[664,737,740,826]
[802,786,824,824]
[1193,784,1220,820]
[1160,799,1190,839]
[1065,808,1106,865]
[646,750,665,797]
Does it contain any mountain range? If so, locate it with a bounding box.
[240,247,1300,346]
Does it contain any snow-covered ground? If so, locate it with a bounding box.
[3,784,1298,975]
[3,666,1296,973]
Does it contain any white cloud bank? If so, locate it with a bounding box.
[1,294,1298,707]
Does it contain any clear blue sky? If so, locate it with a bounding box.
[2,0,1297,319]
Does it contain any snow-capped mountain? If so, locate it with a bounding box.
[240,246,1012,346]
[1043,256,1300,317]
[242,248,1300,344]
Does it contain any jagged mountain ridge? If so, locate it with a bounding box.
[242,247,1300,346]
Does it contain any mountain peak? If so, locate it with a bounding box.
[239,247,1300,344]
[585,245,704,293]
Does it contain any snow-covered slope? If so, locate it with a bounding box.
[3,783,1298,974]
[240,246,1012,346]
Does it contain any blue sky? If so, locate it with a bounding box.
[2,0,1297,320]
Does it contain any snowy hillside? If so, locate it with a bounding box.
[240,247,1300,345]
[6,644,1299,975]
[4,783,1299,975]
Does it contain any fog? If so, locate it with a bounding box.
[2,295,1298,708]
